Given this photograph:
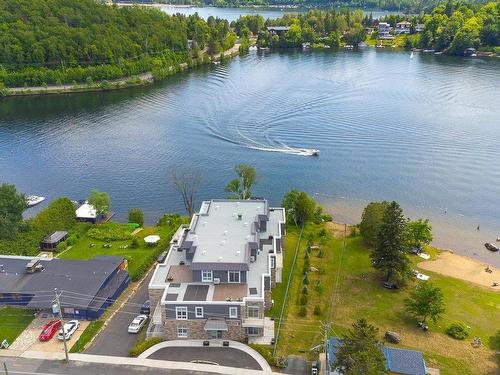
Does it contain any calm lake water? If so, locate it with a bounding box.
[159,5,398,22]
[1,48,500,265]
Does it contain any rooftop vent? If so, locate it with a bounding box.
[220,240,226,246]
[249,287,258,295]
[223,230,228,236]
[237,214,243,220]
[218,256,223,262]
[202,250,207,255]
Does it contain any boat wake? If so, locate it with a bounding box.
[247,145,319,156]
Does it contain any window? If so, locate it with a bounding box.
[176,307,187,320]
[201,270,213,282]
[229,307,238,319]
[228,270,240,283]
[247,327,259,336]
[247,306,259,318]
[177,326,187,338]
[195,307,204,318]
[270,256,275,269]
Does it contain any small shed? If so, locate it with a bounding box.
[40,231,68,250]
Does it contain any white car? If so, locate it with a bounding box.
[57,320,79,340]
[128,315,148,334]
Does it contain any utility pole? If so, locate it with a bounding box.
[54,288,69,362]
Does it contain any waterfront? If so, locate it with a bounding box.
[159,4,399,22]
[1,48,499,266]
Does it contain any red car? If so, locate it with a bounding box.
[39,320,61,342]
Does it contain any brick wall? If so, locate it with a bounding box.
[162,319,246,341]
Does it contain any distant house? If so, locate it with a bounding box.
[395,21,412,34]
[0,256,130,320]
[377,22,394,40]
[40,231,68,250]
[327,337,427,375]
[415,24,425,32]
[365,27,375,34]
[75,202,99,224]
[266,26,290,36]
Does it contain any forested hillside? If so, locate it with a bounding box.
[0,0,236,87]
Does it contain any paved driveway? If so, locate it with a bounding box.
[86,269,153,356]
[147,347,262,370]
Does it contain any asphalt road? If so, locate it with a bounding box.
[85,269,153,356]
[147,347,262,370]
[1,357,210,375]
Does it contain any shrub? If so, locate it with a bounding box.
[300,294,308,305]
[130,238,140,249]
[86,76,94,86]
[66,234,78,246]
[317,250,324,258]
[314,281,323,294]
[298,306,307,317]
[56,241,67,252]
[31,197,77,235]
[129,337,163,357]
[128,209,144,227]
[303,274,309,285]
[313,305,321,316]
[301,286,308,295]
[446,322,470,340]
[87,223,132,241]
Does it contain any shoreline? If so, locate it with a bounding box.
[2,44,241,98]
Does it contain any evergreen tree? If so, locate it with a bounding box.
[333,318,388,375]
[0,184,27,239]
[371,201,410,282]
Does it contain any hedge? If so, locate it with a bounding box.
[129,337,163,357]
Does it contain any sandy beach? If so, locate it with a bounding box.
[418,251,500,291]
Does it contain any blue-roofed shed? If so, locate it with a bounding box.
[384,347,426,375]
[327,337,426,375]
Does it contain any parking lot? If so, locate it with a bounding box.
[147,347,262,370]
[9,312,90,353]
[85,270,153,356]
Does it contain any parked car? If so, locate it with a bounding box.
[57,320,79,340]
[128,315,148,333]
[156,251,168,263]
[39,320,61,341]
[383,281,399,290]
[140,300,150,315]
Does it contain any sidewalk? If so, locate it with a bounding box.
[1,350,275,375]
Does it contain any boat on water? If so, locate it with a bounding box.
[299,148,320,156]
[26,195,45,207]
[484,243,499,252]
[249,45,258,51]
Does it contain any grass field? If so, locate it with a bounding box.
[59,221,184,280]
[274,223,500,375]
[0,307,36,345]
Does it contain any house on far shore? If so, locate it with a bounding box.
[415,23,425,32]
[40,231,68,250]
[395,21,412,34]
[365,27,375,34]
[267,26,290,37]
[377,22,394,40]
[327,337,427,375]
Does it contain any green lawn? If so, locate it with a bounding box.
[60,219,187,281]
[0,307,36,345]
[275,223,500,375]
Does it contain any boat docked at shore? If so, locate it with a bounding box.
[485,243,499,252]
[26,195,45,207]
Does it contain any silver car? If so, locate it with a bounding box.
[128,315,148,334]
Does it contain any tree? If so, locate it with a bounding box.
[0,184,27,239]
[88,189,111,215]
[169,167,202,217]
[225,164,256,200]
[31,197,76,234]
[128,208,144,227]
[405,219,433,248]
[333,319,388,375]
[359,201,390,247]
[405,283,445,323]
[371,201,410,282]
[281,189,316,227]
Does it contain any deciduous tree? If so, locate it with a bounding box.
[281,189,316,227]
[405,283,445,323]
[169,167,203,217]
[0,183,27,239]
[405,219,433,248]
[225,164,257,200]
[88,189,111,215]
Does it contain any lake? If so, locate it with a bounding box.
[1,48,499,266]
[158,4,399,22]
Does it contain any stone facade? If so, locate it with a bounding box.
[162,318,246,341]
